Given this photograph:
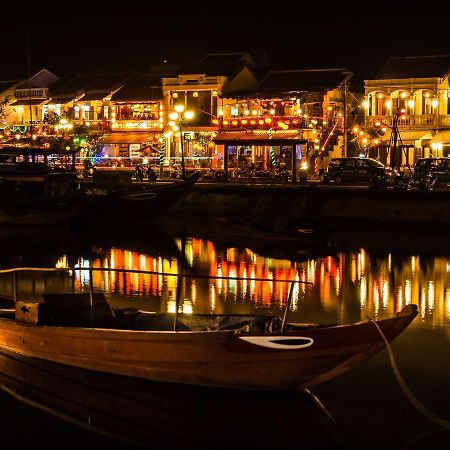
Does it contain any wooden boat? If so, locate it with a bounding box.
[0,266,418,391]
[78,170,199,224]
[0,346,347,448]
[0,146,85,225]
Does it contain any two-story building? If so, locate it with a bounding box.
[5,69,59,142]
[46,72,132,130]
[161,52,260,171]
[104,73,164,158]
[214,68,355,180]
[364,55,450,167]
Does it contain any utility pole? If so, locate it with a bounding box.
[26,31,33,145]
[343,78,348,157]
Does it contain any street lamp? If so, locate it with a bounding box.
[169,104,193,180]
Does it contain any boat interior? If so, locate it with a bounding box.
[0,293,327,333]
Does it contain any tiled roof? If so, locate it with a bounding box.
[257,69,351,92]
[177,62,245,78]
[111,74,163,101]
[49,72,132,97]
[376,55,450,79]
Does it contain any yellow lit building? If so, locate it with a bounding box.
[364,55,450,167]
[1,69,59,143]
[161,53,259,173]
[215,68,355,180]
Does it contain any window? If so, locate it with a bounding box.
[422,95,433,114]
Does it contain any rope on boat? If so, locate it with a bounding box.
[370,318,450,430]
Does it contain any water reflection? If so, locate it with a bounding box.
[0,226,448,331]
[65,237,450,331]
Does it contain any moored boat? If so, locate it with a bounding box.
[78,170,199,224]
[0,267,418,391]
[0,145,84,225]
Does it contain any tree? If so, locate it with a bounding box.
[0,95,11,124]
[72,123,104,158]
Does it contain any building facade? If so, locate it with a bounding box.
[364,55,450,168]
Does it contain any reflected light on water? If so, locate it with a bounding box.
[360,275,367,309]
[35,236,445,329]
[446,289,450,321]
[428,281,435,313]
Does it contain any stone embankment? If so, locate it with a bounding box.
[163,183,450,233]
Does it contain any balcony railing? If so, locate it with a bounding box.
[220,115,308,130]
[367,114,436,129]
[15,88,49,99]
[112,119,163,131]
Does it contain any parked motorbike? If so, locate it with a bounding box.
[369,173,388,191]
[201,168,225,181]
[392,170,412,191]
[134,165,145,182]
[147,167,158,183]
[418,174,437,191]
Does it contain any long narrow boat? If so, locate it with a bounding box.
[78,171,199,224]
[0,275,418,390]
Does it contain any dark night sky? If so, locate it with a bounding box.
[2,1,450,82]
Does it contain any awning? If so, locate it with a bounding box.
[213,130,306,145]
[10,99,48,106]
[381,131,433,145]
[429,130,450,144]
[101,132,161,145]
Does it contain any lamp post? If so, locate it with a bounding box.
[168,104,193,180]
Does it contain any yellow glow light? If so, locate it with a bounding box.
[169,112,178,120]
[174,104,184,113]
[184,111,194,120]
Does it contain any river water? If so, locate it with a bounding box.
[0,226,448,449]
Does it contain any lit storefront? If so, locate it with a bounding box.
[213,129,308,182]
[101,131,162,162]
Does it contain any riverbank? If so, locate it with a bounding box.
[159,183,450,233]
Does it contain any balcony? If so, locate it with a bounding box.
[15,88,49,99]
[367,114,436,129]
[220,115,308,130]
[112,119,163,131]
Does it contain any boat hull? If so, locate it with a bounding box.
[80,176,198,224]
[0,305,417,390]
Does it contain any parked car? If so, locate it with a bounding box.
[322,157,389,184]
[412,157,450,189]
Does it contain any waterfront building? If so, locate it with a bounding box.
[0,69,59,142]
[104,73,164,159]
[215,68,356,180]
[161,52,260,172]
[364,55,450,167]
[45,71,132,130]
